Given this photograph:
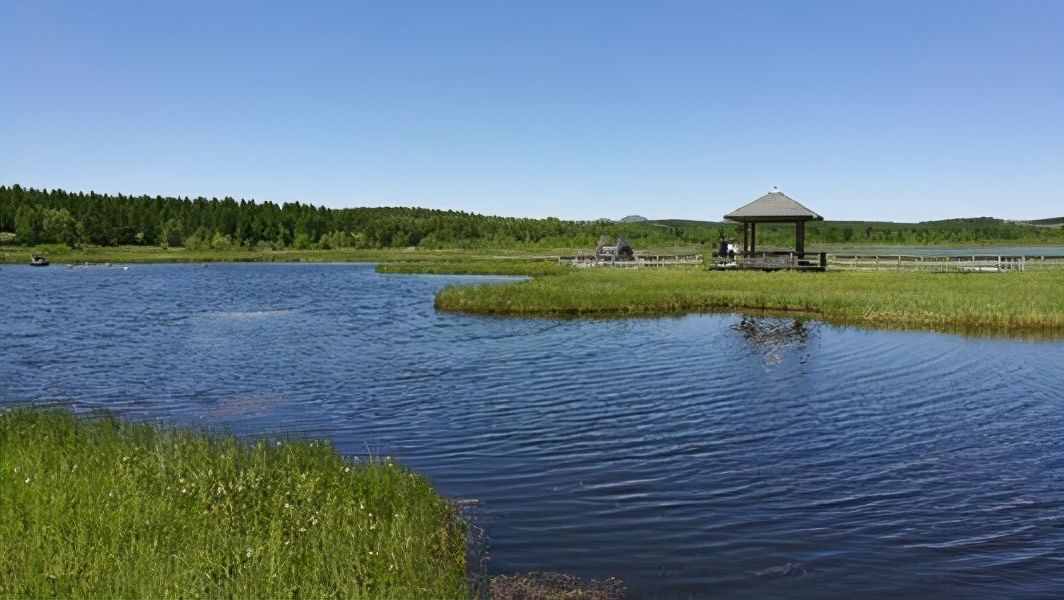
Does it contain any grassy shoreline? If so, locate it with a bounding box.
[434,269,1064,334]
[4,241,1064,267]
[0,409,467,598]
[0,245,539,265]
[0,244,697,265]
[377,259,566,277]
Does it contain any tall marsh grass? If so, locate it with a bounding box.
[0,409,467,599]
[435,269,1064,333]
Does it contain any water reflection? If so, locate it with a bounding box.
[733,316,819,365]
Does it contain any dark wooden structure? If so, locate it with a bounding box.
[722,188,826,271]
[595,236,635,262]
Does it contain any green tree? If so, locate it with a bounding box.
[292,232,312,250]
[159,218,185,248]
[15,205,42,245]
[184,226,212,250]
[210,231,234,250]
[42,208,83,247]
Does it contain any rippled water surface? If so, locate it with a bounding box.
[3,264,1063,599]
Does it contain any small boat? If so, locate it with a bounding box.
[30,255,50,267]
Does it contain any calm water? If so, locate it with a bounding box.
[2,264,1063,599]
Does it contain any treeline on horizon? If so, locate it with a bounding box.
[2,184,1062,251]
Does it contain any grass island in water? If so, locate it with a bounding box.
[433,268,1064,334]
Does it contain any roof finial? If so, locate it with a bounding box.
[771,185,780,193]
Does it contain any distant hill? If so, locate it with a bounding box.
[619,215,648,223]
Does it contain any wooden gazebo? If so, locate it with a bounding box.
[723,188,826,270]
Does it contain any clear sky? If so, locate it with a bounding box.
[3,1,1062,222]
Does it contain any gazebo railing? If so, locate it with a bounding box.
[722,251,827,271]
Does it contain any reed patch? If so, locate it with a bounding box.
[0,409,467,598]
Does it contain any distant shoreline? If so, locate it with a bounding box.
[4,242,1064,266]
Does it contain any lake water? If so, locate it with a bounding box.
[2,264,1063,599]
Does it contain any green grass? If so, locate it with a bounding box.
[435,269,1064,334]
[0,409,467,599]
[377,259,568,277]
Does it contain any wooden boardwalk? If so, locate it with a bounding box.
[559,254,703,268]
[827,254,1064,272]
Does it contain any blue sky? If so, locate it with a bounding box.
[3,1,1062,222]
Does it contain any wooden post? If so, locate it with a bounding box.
[795,221,805,258]
[742,223,749,256]
[750,223,757,255]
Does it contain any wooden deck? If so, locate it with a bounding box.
[714,252,827,271]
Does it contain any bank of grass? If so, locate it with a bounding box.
[0,244,704,266]
[0,244,492,265]
[435,268,1064,333]
[378,259,568,277]
[0,409,467,599]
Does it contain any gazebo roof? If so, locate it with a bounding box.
[724,190,823,223]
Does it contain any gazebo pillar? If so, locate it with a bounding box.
[795,221,805,258]
[750,223,757,254]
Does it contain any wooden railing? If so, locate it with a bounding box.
[714,252,827,271]
[559,254,703,268]
[826,254,1064,272]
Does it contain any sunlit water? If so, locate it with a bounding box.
[2,263,1063,599]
